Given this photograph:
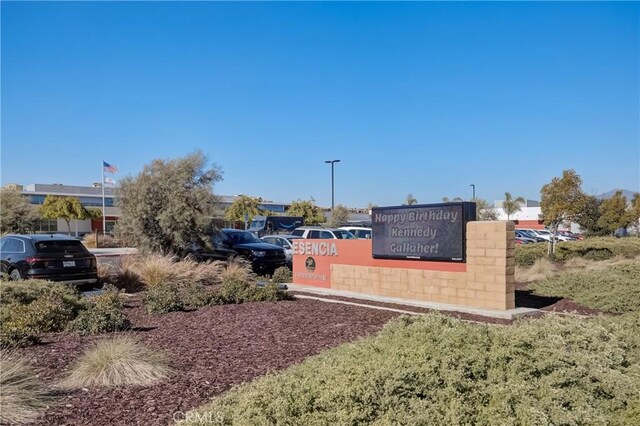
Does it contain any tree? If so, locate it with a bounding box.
[627,193,640,236]
[475,198,499,221]
[225,195,265,223]
[287,199,325,225]
[540,169,587,253]
[114,151,222,254]
[330,204,349,227]
[40,195,89,235]
[442,196,463,202]
[575,195,607,236]
[597,191,629,235]
[404,194,417,205]
[0,187,39,234]
[503,192,526,220]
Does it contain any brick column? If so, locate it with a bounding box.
[465,221,516,310]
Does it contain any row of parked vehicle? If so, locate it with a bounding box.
[515,229,583,245]
[1,225,578,285]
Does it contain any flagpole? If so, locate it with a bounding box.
[102,161,106,233]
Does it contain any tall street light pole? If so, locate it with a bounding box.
[325,160,341,215]
[470,184,476,201]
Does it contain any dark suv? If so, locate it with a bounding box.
[0,234,98,285]
[191,229,286,274]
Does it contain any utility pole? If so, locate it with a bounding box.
[325,160,341,215]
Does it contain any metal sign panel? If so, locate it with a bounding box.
[371,202,476,262]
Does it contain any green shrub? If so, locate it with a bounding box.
[271,266,292,284]
[216,276,253,304]
[68,288,131,335]
[179,283,215,308]
[251,283,293,302]
[515,243,548,267]
[142,282,184,314]
[215,276,291,305]
[532,259,640,313]
[184,313,640,425]
[1,293,85,348]
[0,280,83,313]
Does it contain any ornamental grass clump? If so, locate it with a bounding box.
[62,336,171,388]
[184,312,640,425]
[0,351,53,425]
[515,257,556,283]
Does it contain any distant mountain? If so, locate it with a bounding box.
[596,189,638,200]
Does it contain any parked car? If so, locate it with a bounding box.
[557,230,580,240]
[260,234,302,266]
[521,229,572,242]
[338,226,372,239]
[188,229,286,274]
[0,234,98,285]
[515,229,546,243]
[291,227,357,239]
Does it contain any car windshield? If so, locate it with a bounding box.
[224,231,261,244]
[538,230,551,235]
[35,240,87,254]
[250,220,265,229]
[334,230,356,239]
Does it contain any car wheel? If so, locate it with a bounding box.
[9,269,23,281]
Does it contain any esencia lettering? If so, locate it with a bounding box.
[293,241,338,256]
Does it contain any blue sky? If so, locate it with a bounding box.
[2,1,638,207]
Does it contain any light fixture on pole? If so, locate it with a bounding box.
[325,160,341,214]
[470,184,476,201]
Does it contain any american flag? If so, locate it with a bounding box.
[103,161,119,174]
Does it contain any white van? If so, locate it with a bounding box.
[338,226,372,239]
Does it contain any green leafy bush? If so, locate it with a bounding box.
[0,284,85,348]
[68,288,131,335]
[532,259,640,313]
[515,243,548,267]
[142,282,184,314]
[184,313,640,425]
[271,266,292,284]
[0,280,83,315]
[251,283,293,302]
[215,277,290,305]
[179,283,215,308]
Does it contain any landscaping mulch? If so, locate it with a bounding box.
[16,297,400,426]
